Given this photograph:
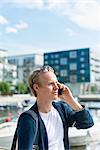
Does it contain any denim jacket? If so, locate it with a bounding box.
[17,101,94,150]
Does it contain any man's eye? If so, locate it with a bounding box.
[48,83,53,85]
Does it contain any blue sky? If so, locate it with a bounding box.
[0,0,100,57]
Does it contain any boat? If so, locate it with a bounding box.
[0,119,17,150]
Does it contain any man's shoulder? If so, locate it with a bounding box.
[52,100,68,108]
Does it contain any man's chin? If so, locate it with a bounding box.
[53,95,58,100]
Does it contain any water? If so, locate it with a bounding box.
[0,106,21,123]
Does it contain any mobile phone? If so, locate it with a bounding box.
[58,88,63,95]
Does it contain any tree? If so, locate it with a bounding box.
[91,85,97,94]
[16,82,28,94]
[0,81,11,95]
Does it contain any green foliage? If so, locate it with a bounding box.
[91,85,97,93]
[16,82,28,94]
[0,81,11,95]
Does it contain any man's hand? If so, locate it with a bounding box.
[58,83,83,111]
[58,83,73,99]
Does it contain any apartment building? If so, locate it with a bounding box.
[8,53,43,84]
[44,48,100,96]
[0,49,17,87]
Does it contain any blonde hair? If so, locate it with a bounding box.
[28,65,54,97]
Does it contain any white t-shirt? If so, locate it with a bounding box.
[39,106,65,150]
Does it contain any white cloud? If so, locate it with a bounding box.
[16,0,44,9]
[65,27,77,36]
[5,21,29,34]
[47,0,68,9]
[0,15,8,24]
[0,0,44,9]
[15,21,29,30]
[5,27,17,33]
[47,0,70,14]
[0,0,100,31]
[46,0,100,31]
[68,0,100,31]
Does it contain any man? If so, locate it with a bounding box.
[17,65,94,150]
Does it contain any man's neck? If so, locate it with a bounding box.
[37,99,52,113]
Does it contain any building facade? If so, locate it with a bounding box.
[8,53,43,84]
[44,48,100,96]
[0,49,17,88]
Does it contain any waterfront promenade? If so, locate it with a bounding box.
[0,95,100,150]
[0,94,36,104]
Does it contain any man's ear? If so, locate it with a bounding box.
[33,83,39,93]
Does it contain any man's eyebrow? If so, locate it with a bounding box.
[48,80,58,84]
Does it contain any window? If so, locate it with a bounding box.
[24,57,34,64]
[60,70,67,77]
[81,51,85,56]
[80,69,85,74]
[80,57,85,62]
[8,59,16,64]
[51,54,54,59]
[81,64,85,68]
[69,63,77,70]
[55,60,59,64]
[60,58,67,65]
[55,54,59,58]
[70,75,77,83]
[55,65,59,70]
[81,77,85,81]
[44,61,48,65]
[44,55,48,59]
[50,60,54,65]
[69,51,77,58]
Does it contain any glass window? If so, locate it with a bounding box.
[60,70,67,77]
[50,60,54,65]
[60,58,67,65]
[81,64,85,68]
[44,61,48,65]
[24,58,32,64]
[80,69,85,74]
[81,77,85,81]
[8,59,16,64]
[55,60,59,64]
[51,54,54,59]
[80,57,85,62]
[55,65,59,70]
[55,54,59,58]
[44,55,48,59]
[69,51,77,58]
[69,63,77,70]
[70,75,77,83]
[81,51,85,56]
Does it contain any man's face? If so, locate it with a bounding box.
[36,71,59,100]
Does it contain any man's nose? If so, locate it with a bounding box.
[54,83,59,90]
